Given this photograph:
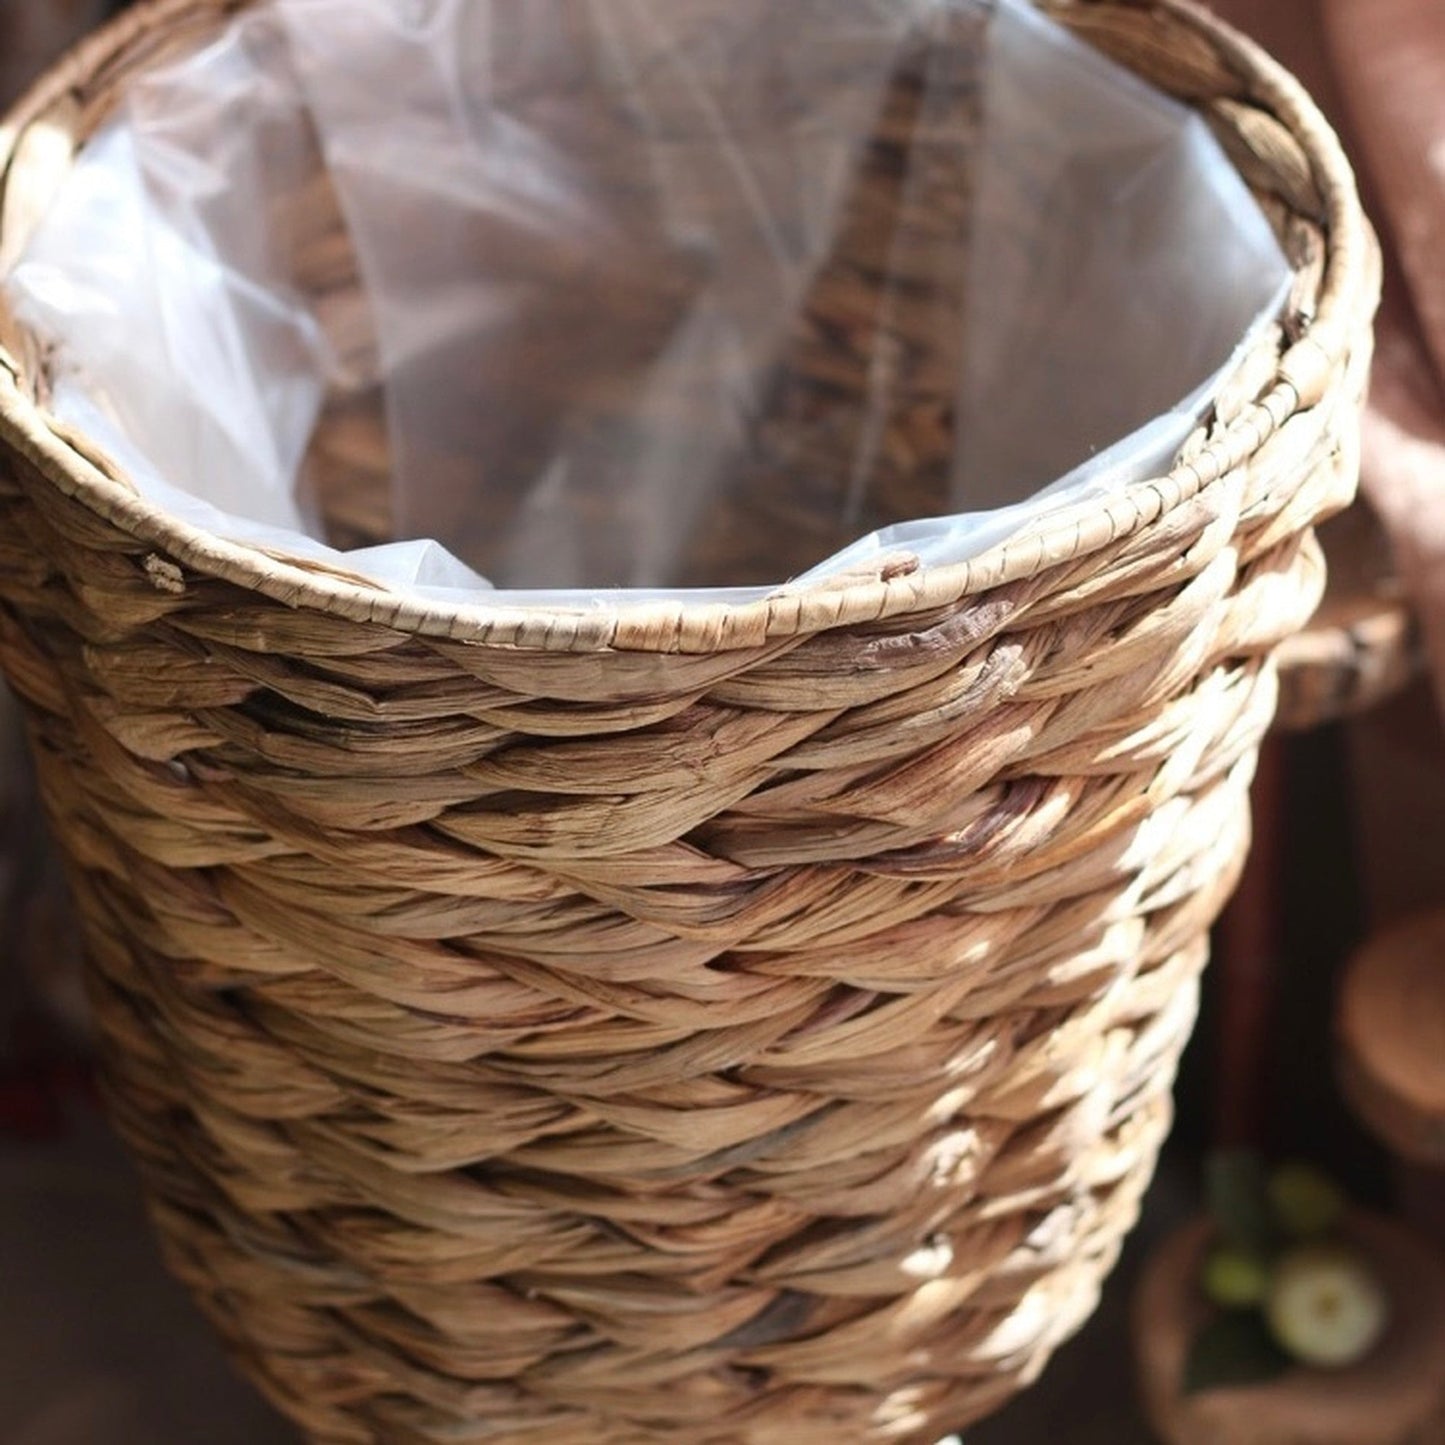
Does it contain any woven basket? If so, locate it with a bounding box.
[1273,501,1420,733]
[0,2,1376,1442]
[0,0,108,110]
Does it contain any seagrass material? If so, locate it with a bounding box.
[0,2,1377,1441]
[0,0,107,110]
[1337,911,1445,1166]
[1273,502,1419,732]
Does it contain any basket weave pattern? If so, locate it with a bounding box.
[0,1,1376,1441]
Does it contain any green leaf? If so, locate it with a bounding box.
[1184,1313,1292,1395]
[1206,1150,1275,1255]
[1268,1161,1347,1241]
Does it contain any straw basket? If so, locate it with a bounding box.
[0,2,1376,1441]
[0,0,109,111]
[1272,500,1419,732]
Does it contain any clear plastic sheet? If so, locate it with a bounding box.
[3,0,1290,605]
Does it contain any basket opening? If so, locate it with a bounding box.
[1,0,1289,601]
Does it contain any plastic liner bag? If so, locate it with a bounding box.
[2,0,1290,605]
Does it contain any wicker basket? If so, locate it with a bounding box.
[0,0,109,110]
[0,2,1376,1442]
[1273,500,1420,733]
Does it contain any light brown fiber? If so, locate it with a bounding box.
[0,1,1377,1441]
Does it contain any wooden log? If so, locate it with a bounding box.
[1337,910,1445,1166]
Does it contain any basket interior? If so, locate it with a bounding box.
[1,0,1289,596]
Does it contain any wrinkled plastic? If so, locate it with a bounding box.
[3,0,1290,604]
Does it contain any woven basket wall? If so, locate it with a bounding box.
[0,0,109,111]
[0,2,1376,1441]
[1272,503,1419,732]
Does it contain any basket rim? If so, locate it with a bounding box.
[0,0,1373,655]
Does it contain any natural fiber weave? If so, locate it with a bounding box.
[0,2,1376,1441]
[1273,502,1419,732]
